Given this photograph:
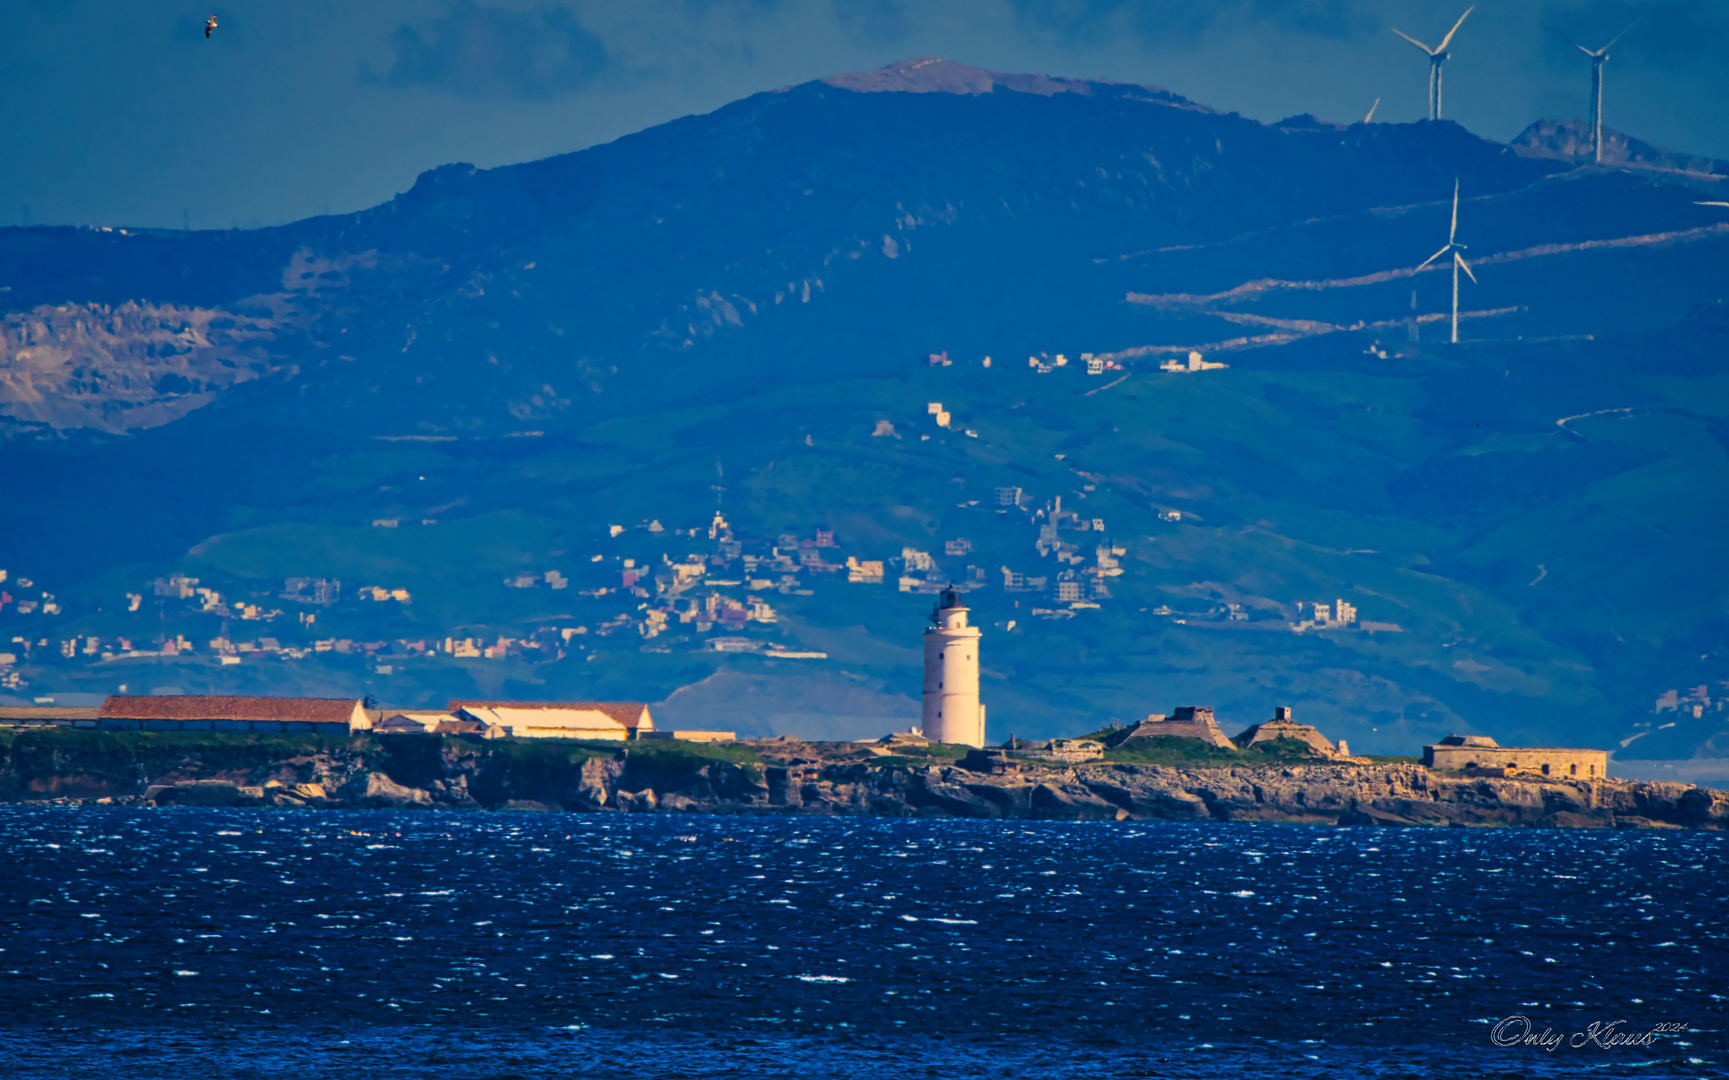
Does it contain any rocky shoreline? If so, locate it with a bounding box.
[3,733,1725,829]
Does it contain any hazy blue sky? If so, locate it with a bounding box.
[2,0,1723,229]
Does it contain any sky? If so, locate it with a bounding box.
[2,0,1725,230]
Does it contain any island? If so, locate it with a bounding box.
[1,722,1723,830]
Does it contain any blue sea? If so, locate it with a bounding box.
[0,808,1722,1078]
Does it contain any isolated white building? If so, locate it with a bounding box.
[921,589,985,747]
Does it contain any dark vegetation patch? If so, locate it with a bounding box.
[1,729,369,786]
[1101,734,1335,768]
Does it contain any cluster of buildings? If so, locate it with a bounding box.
[1136,595,1397,634]
[7,466,1401,689]
[1021,351,1126,376]
[146,575,412,622]
[982,490,1122,616]
[1158,350,1229,374]
[587,515,995,642]
[1290,599,1360,630]
[0,569,61,618]
[924,347,1132,377]
[147,574,286,621]
[1653,685,1725,721]
[0,693,732,743]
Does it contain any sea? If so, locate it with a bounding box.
[0,808,1722,1079]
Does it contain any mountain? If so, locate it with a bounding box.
[1,59,1727,772]
[1511,119,1729,176]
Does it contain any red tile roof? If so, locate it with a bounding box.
[447,700,651,727]
[100,695,361,724]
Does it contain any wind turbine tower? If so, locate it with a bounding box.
[1392,6,1475,121]
[1573,23,1636,164]
[1416,181,1477,344]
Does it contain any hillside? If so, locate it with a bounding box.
[1,59,1727,768]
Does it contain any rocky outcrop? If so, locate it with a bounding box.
[144,780,263,807]
[640,760,1729,830]
[338,772,433,809]
[3,731,1725,829]
[0,300,281,435]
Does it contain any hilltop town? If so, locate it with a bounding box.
[0,363,1408,689]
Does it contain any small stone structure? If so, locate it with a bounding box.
[877,731,931,747]
[963,737,1104,772]
[1234,707,1340,757]
[1113,706,1235,749]
[1422,734,1609,779]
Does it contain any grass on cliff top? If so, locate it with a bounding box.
[1103,736,1246,768]
[435,735,764,784]
[866,747,971,769]
[1102,735,1339,769]
[3,728,373,780]
[866,744,971,767]
[623,739,762,788]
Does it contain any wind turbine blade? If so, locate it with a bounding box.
[1697,201,1729,207]
[1364,97,1380,123]
[1576,43,1596,57]
[1455,251,1478,284]
[1417,246,1450,272]
[1544,24,1580,49]
[1436,5,1475,52]
[1603,20,1638,51]
[1450,180,1460,243]
[1391,28,1435,54]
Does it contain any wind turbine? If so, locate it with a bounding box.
[1392,6,1475,121]
[1364,97,1381,124]
[1416,180,1476,344]
[1559,22,1637,163]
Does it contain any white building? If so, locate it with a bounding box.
[921,589,985,747]
[450,700,655,740]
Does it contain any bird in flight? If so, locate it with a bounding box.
[205,15,218,39]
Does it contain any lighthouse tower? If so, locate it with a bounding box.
[922,588,985,747]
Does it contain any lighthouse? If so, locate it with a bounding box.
[922,588,985,747]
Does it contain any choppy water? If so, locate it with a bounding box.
[0,808,1723,1078]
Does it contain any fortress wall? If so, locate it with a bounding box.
[1426,746,1608,778]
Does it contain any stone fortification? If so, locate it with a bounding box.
[1114,706,1234,749]
[1423,734,1608,779]
[965,738,1105,771]
[1233,707,1340,757]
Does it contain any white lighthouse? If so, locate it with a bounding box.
[921,588,985,747]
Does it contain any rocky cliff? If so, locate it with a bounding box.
[3,731,1724,830]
